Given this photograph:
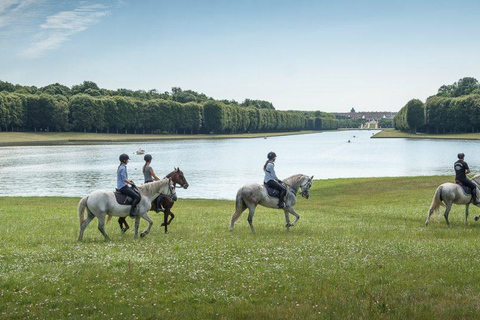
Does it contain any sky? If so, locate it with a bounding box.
[1,0,480,112]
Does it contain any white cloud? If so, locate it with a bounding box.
[0,0,43,29]
[21,3,111,58]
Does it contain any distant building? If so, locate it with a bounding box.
[333,111,397,121]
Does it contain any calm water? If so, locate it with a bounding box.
[0,130,478,199]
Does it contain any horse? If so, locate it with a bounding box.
[425,175,480,227]
[78,178,177,241]
[230,174,313,233]
[115,168,189,234]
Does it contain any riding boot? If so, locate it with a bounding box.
[129,198,140,218]
[155,195,164,213]
[473,188,479,205]
[278,190,286,208]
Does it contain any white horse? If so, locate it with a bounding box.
[230,174,313,232]
[78,178,177,241]
[425,175,480,227]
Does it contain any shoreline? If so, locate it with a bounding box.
[0,130,318,147]
[373,129,480,140]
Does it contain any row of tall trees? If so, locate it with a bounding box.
[425,94,480,133]
[0,80,345,133]
[394,99,425,133]
[394,77,480,134]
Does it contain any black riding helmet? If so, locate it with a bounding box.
[458,153,465,159]
[144,154,152,162]
[119,153,130,162]
[267,151,277,160]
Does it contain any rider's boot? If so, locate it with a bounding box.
[129,198,140,218]
[278,189,287,208]
[155,195,164,213]
[473,188,480,205]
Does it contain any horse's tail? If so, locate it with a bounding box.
[230,188,247,231]
[78,196,89,226]
[429,185,444,217]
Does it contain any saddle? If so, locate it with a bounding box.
[455,181,473,195]
[264,184,284,199]
[114,189,141,205]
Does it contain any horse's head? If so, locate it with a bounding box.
[166,167,189,189]
[300,175,314,199]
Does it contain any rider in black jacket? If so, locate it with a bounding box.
[455,153,479,205]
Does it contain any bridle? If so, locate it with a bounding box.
[159,178,177,200]
[299,178,312,197]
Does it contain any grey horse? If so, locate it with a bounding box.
[425,175,480,227]
[78,178,177,241]
[230,174,313,232]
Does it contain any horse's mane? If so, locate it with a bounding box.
[284,174,307,186]
[138,178,169,195]
[472,174,480,185]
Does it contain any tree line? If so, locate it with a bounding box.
[394,77,480,134]
[0,80,350,134]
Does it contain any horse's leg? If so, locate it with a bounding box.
[78,210,95,241]
[465,203,470,225]
[444,202,453,227]
[284,209,291,231]
[140,214,154,238]
[247,206,256,233]
[167,211,175,225]
[287,206,300,226]
[134,216,141,239]
[97,215,111,241]
[118,217,129,233]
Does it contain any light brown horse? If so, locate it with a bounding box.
[114,168,189,233]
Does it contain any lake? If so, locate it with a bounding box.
[0,130,478,199]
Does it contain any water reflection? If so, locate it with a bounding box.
[0,130,478,199]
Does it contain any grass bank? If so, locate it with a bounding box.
[2,176,480,319]
[0,131,317,146]
[373,128,480,140]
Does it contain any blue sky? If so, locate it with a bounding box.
[1,0,480,112]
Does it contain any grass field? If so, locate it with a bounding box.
[2,176,480,319]
[0,131,316,146]
[373,129,480,140]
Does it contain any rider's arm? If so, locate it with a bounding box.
[150,167,160,180]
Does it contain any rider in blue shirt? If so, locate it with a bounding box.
[264,151,286,208]
[117,153,141,217]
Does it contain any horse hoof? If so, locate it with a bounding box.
[161,223,166,227]
[140,232,146,238]
[475,216,479,222]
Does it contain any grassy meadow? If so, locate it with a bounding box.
[3,176,480,319]
[0,131,316,146]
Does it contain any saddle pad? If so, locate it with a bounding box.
[114,191,133,205]
[455,182,473,195]
[264,185,281,198]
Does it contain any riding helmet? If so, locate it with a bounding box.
[144,154,152,162]
[458,153,465,159]
[119,153,130,162]
[267,151,277,160]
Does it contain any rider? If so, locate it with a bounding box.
[117,153,141,217]
[264,151,286,208]
[143,154,163,212]
[455,153,479,205]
